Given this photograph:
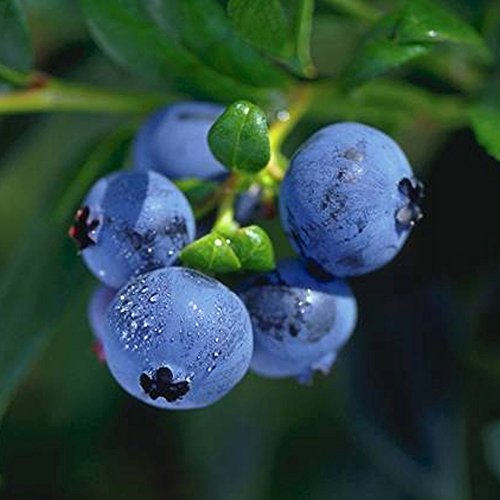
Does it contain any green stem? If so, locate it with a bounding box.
[214,175,239,233]
[0,78,168,115]
[0,63,33,87]
[261,85,314,185]
[269,85,314,151]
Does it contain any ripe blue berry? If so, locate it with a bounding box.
[235,186,262,225]
[104,267,253,409]
[239,259,357,381]
[88,285,115,343]
[280,122,424,277]
[133,101,227,180]
[70,171,195,288]
[87,285,116,362]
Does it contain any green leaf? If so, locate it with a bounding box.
[287,0,315,77]
[147,0,290,89]
[230,225,275,271]
[80,0,278,104]
[0,122,131,419]
[181,224,275,274]
[208,100,270,173]
[343,0,491,87]
[396,0,489,54]
[180,232,242,273]
[0,0,32,72]
[469,88,500,161]
[322,0,380,22]
[228,0,289,56]
[343,14,429,87]
[310,79,466,133]
[228,0,315,77]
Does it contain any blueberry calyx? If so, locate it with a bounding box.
[140,367,190,402]
[396,177,425,226]
[69,206,100,250]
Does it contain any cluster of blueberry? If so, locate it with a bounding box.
[70,101,424,410]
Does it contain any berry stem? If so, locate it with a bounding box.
[0,63,34,87]
[0,75,169,115]
[269,85,313,152]
[261,85,315,185]
[214,174,240,233]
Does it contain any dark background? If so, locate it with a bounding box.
[0,1,500,499]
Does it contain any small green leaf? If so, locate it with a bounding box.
[180,232,242,273]
[181,224,275,274]
[469,88,500,161]
[208,100,270,173]
[0,0,32,72]
[228,0,315,77]
[230,225,275,271]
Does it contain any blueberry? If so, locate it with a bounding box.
[133,101,227,180]
[235,185,262,225]
[70,171,195,288]
[279,122,424,277]
[104,267,253,409]
[88,285,115,343]
[239,259,357,381]
[87,285,116,362]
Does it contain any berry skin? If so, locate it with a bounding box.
[104,267,253,410]
[133,102,227,180]
[239,259,357,381]
[88,285,116,362]
[279,122,424,277]
[234,185,262,225]
[88,285,115,342]
[70,171,195,288]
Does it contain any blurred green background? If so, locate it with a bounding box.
[1,0,500,499]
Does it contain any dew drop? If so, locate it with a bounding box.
[149,293,159,303]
